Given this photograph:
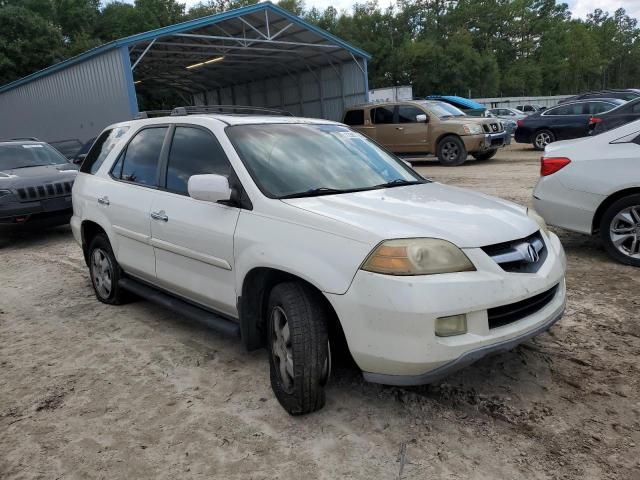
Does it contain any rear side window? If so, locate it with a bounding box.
[111,127,167,186]
[371,106,394,124]
[398,106,424,123]
[343,110,365,126]
[81,127,130,174]
[587,102,615,114]
[546,104,581,115]
[165,127,231,195]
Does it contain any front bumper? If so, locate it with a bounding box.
[0,195,73,227]
[326,231,567,384]
[463,131,510,152]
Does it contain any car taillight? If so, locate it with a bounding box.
[517,119,524,127]
[590,117,603,125]
[541,157,571,176]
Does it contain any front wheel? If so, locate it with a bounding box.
[533,129,555,150]
[436,135,467,166]
[267,282,330,415]
[472,149,498,161]
[600,194,640,267]
[88,234,129,304]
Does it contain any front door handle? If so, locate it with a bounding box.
[97,196,110,206]
[150,210,168,222]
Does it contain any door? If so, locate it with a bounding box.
[542,103,590,140]
[102,126,169,281]
[370,105,398,150]
[149,125,240,317]
[396,104,430,152]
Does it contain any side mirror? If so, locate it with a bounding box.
[416,114,428,123]
[188,174,232,203]
[73,153,87,165]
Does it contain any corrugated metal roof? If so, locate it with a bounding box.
[0,1,371,95]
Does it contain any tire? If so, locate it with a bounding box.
[436,135,467,166]
[599,194,640,267]
[472,149,498,161]
[267,282,330,415]
[533,129,555,151]
[88,233,129,304]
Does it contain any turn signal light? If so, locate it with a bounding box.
[541,157,571,176]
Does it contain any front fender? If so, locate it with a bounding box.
[234,212,372,295]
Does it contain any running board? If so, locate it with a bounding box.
[119,277,240,338]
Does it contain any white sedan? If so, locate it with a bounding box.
[533,119,640,267]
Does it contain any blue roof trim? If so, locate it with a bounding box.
[426,95,485,110]
[0,1,371,95]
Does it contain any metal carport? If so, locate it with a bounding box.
[0,1,371,144]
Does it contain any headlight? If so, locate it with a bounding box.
[527,208,548,234]
[0,189,12,198]
[362,238,476,275]
[462,124,483,135]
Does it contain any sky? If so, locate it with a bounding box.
[175,0,640,18]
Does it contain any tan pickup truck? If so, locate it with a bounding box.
[342,100,509,166]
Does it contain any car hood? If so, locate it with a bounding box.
[282,183,538,248]
[0,164,78,189]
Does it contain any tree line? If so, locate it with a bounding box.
[1,0,639,98]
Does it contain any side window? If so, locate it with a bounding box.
[587,102,615,114]
[112,127,167,186]
[343,109,365,126]
[398,106,425,123]
[81,127,130,174]
[371,106,394,124]
[546,105,572,116]
[165,126,231,195]
[632,103,640,114]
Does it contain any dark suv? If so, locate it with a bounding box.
[0,141,78,228]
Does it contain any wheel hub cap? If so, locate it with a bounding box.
[91,248,113,298]
[610,206,640,259]
[271,306,294,392]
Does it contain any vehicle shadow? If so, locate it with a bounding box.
[0,224,73,250]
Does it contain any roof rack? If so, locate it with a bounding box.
[135,110,172,119]
[170,105,294,117]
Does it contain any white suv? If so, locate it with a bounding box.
[71,113,567,415]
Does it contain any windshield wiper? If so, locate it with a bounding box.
[373,179,424,189]
[8,164,54,169]
[280,187,352,199]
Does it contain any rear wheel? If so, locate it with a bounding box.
[600,194,640,267]
[533,129,555,150]
[436,135,467,166]
[472,149,498,161]
[267,282,330,415]
[88,234,129,304]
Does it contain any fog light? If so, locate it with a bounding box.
[435,314,467,337]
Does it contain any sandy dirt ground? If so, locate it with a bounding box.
[1,144,639,479]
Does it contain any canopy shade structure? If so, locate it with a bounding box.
[0,2,370,144]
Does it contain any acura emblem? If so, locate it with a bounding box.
[525,243,540,263]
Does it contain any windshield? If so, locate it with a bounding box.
[226,124,425,199]
[0,143,69,170]
[424,102,467,118]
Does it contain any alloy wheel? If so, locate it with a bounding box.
[442,141,460,162]
[91,248,114,299]
[609,205,640,259]
[535,132,552,149]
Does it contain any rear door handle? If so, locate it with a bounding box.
[395,127,404,131]
[151,210,168,222]
[97,196,110,206]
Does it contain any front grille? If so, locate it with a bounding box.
[482,231,547,273]
[488,284,559,329]
[16,181,73,202]
[483,122,504,133]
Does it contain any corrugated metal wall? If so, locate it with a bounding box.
[0,48,135,144]
[193,61,366,121]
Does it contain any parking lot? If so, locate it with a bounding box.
[1,144,638,480]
